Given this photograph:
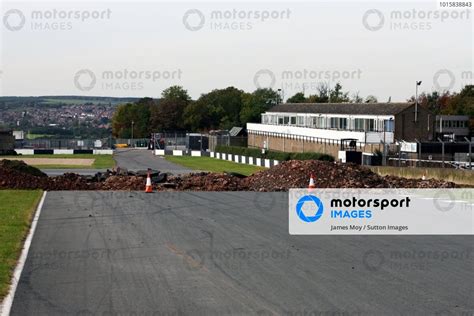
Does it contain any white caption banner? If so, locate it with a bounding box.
[289,189,473,235]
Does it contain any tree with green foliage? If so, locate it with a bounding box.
[364,95,378,103]
[307,83,330,103]
[444,85,473,116]
[112,97,153,138]
[329,83,350,103]
[240,88,279,124]
[351,92,363,103]
[287,92,306,103]
[184,87,245,130]
[150,86,191,131]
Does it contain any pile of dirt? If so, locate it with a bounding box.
[45,173,95,190]
[382,175,456,189]
[169,172,245,191]
[98,176,145,190]
[242,160,457,191]
[0,161,49,189]
[0,159,457,191]
[0,159,47,177]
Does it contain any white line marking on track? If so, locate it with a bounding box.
[0,191,47,316]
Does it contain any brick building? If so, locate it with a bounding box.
[247,102,434,157]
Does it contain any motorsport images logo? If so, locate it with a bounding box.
[290,189,474,235]
[296,195,324,222]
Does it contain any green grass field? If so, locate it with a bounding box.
[0,190,43,299]
[165,156,266,176]
[25,133,53,140]
[4,154,115,169]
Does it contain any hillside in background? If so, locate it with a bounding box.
[0,96,141,109]
[0,96,144,139]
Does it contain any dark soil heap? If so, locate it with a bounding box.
[242,160,456,191]
[0,159,457,191]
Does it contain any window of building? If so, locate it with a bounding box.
[339,118,347,130]
[290,116,297,125]
[319,117,325,128]
[297,116,305,126]
[269,115,277,125]
[384,119,394,132]
[330,117,338,129]
[311,116,323,128]
[278,117,284,125]
[354,118,364,131]
[283,117,289,125]
[367,119,375,131]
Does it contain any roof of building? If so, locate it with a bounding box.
[266,102,415,115]
[229,127,245,136]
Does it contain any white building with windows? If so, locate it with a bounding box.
[247,102,434,153]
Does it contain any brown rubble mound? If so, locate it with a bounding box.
[0,159,456,191]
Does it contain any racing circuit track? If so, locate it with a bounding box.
[9,191,474,315]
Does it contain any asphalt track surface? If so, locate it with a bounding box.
[113,149,193,174]
[42,149,192,176]
[42,169,108,176]
[10,191,474,315]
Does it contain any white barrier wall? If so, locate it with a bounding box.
[14,149,34,155]
[264,159,271,168]
[93,149,114,155]
[152,149,277,168]
[53,149,74,154]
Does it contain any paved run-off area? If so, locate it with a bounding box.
[113,149,192,173]
[10,191,474,315]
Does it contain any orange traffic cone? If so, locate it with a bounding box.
[308,173,316,189]
[145,172,153,193]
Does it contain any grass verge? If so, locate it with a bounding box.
[165,156,266,176]
[0,190,43,299]
[3,154,115,169]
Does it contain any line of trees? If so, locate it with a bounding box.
[111,86,280,138]
[409,85,473,117]
[111,84,473,138]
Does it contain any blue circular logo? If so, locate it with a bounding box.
[296,195,324,222]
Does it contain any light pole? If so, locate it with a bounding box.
[415,81,422,122]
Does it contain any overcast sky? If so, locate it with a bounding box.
[0,1,472,102]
